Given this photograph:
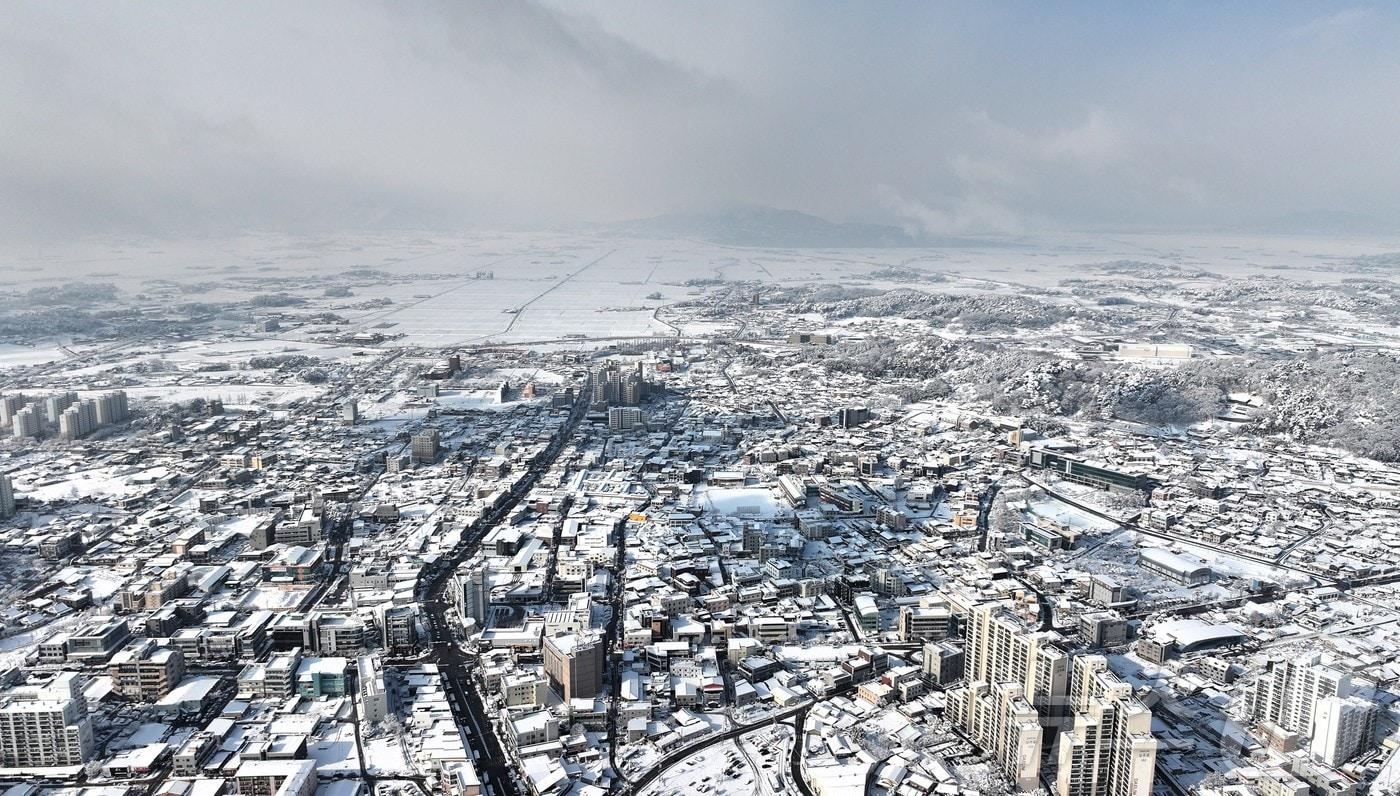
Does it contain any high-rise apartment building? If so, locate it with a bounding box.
[1245,654,1350,738]
[59,407,83,441]
[1056,656,1157,796]
[0,395,24,428]
[607,406,643,431]
[0,472,14,519]
[1309,694,1375,767]
[945,681,1044,792]
[95,391,130,426]
[44,392,78,424]
[11,406,40,439]
[0,672,95,767]
[620,368,644,406]
[963,601,1068,714]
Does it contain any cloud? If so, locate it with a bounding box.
[1,2,1399,240]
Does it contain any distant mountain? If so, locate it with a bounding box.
[1240,210,1400,236]
[614,205,921,248]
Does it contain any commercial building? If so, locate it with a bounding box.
[899,603,954,642]
[357,655,389,724]
[315,613,368,655]
[1022,447,1155,493]
[542,632,604,700]
[410,429,441,464]
[295,657,347,697]
[455,562,491,627]
[232,758,318,796]
[238,649,303,698]
[65,617,134,662]
[1137,548,1211,587]
[380,604,418,653]
[922,640,964,685]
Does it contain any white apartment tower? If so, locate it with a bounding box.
[1245,654,1350,737]
[963,601,1069,714]
[945,681,1044,792]
[1056,656,1157,796]
[11,406,40,440]
[0,472,14,519]
[0,395,24,428]
[44,392,77,424]
[0,673,96,767]
[1310,694,1375,767]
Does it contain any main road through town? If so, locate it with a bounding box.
[418,389,590,796]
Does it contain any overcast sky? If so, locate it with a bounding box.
[3,1,1399,239]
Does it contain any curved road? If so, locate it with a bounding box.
[624,681,860,796]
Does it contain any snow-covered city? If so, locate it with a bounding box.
[5,4,1400,796]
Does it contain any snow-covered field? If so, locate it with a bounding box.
[13,464,171,501]
[699,486,787,518]
[6,229,1393,355]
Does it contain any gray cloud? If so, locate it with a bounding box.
[2,1,1398,240]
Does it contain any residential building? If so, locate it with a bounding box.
[963,601,1068,714]
[1056,655,1157,796]
[108,639,186,702]
[12,406,40,439]
[945,681,1043,792]
[0,472,14,519]
[0,673,95,767]
[1309,694,1374,767]
[608,406,643,431]
[1245,654,1351,738]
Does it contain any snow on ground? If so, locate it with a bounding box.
[1167,536,1314,585]
[699,487,787,518]
[641,739,757,796]
[119,382,324,408]
[1026,496,1119,533]
[363,735,412,776]
[0,342,68,367]
[775,644,862,663]
[14,464,170,501]
[74,567,129,600]
[739,724,797,796]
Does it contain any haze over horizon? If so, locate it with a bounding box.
[4,1,1400,241]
